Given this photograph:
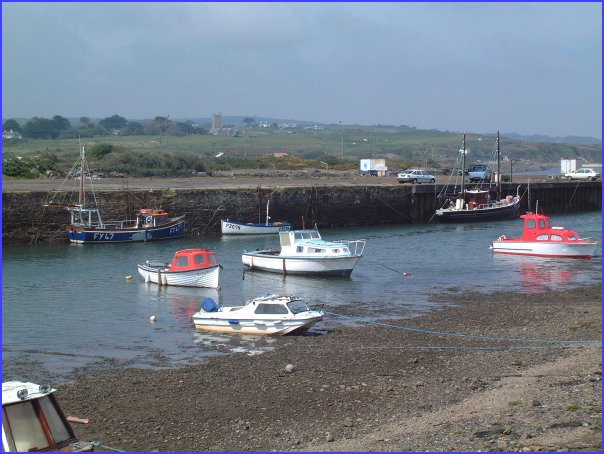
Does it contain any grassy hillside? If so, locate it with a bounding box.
[2,126,601,177]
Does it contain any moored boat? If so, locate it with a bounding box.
[490,211,598,259]
[241,229,366,277]
[435,132,521,223]
[192,294,324,335]
[138,248,221,288]
[46,146,185,243]
[2,381,94,452]
[221,200,291,235]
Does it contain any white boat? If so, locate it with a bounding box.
[138,248,221,288]
[221,200,291,235]
[2,381,94,452]
[490,210,598,259]
[241,229,366,277]
[192,294,324,335]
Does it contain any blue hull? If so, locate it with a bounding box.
[67,218,186,243]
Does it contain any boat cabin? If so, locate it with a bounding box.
[2,381,93,452]
[518,213,580,242]
[278,230,365,257]
[168,249,219,272]
[250,295,312,315]
[137,209,170,228]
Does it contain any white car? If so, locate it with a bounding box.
[396,169,436,184]
[564,168,600,181]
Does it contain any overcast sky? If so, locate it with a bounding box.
[2,2,601,138]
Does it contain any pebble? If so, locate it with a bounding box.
[285,364,295,373]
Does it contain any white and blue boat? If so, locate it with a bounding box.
[221,200,290,235]
[46,146,186,244]
[242,229,366,277]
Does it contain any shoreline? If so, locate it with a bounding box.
[53,284,601,452]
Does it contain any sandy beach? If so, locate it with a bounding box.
[51,284,602,452]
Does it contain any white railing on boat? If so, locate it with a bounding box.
[333,239,366,256]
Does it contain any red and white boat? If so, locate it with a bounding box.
[490,212,598,259]
[138,248,221,288]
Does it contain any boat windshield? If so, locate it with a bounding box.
[3,396,74,451]
[287,299,310,314]
[294,231,321,240]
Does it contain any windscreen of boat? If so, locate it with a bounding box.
[287,299,310,314]
[254,303,289,315]
[3,395,74,451]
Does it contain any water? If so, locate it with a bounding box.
[2,211,601,382]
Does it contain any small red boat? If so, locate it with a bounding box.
[490,212,598,259]
[137,249,221,288]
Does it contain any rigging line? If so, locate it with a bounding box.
[375,196,412,222]
[322,310,600,344]
[565,182,581,212]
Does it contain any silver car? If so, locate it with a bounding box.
[564,168,600,181]
[396,169,436,184]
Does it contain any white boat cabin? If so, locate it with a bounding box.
[278,230,366,257]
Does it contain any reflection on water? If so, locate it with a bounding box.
[193,332,278,356]
[2,211,600,381]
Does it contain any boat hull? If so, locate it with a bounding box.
[221,220,291,235]
[192,314,322,335]
[138,263,221,288]
[242,251,361,276]
[435,199,520,223]
[491,240,597,259]
[67,217,186,243]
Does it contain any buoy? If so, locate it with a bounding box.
[150,315,157,322]
[125,275,132,280]
[402,272,409,277]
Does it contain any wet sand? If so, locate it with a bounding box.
[53,285,601,452]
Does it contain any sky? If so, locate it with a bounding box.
[2,2,602,138]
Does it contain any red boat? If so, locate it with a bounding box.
[490,212,598,259]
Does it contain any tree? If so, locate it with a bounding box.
[243,117,256,127]
[80,117,90,125]
[2,119,21,133]
[22,117,58,139]
[99,114,128,130]
[51,115,71,132]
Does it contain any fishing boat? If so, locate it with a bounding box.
[490,207,598,259]
[435,132,521,223]
[2,381,94,452]
[138,248,221,288]
[192,294,324,335]
[221,200,291,235]
[241,229,366,277]
[45,146,186,243]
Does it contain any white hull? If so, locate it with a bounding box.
[242,252,361,276]
[138,264,221,288]
[221,220,291,235]
[192,316,321,335]
[491,240,597,258]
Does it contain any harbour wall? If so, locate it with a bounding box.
[2,181,601,245]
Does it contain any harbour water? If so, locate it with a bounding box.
[2,211,601,383]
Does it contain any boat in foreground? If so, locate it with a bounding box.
[138,248,221,288]
[192,294,324,335]
[221,200,291,235]
[46,146,185,243]
[490,211,598,259]
[2,381,94,452]
[242,229,366,277]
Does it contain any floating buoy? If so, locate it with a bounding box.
[402,272,409,277]
[150,315,157,322]
[125,275,132,281]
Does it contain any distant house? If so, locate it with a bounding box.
[2,130,22,139]
[273,152,288,158]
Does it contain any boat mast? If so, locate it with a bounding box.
[79,146,85,207]
[461,133,466,196]
[496,131,501,200]
[266,199,270,226]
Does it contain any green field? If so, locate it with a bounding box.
[2,126,601,177]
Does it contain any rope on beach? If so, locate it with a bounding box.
[322,310,601,345]
[91,440,125,452]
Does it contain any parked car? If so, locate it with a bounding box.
[564,168,600,181]
[467,164,493,182]
[396,169,436,184]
